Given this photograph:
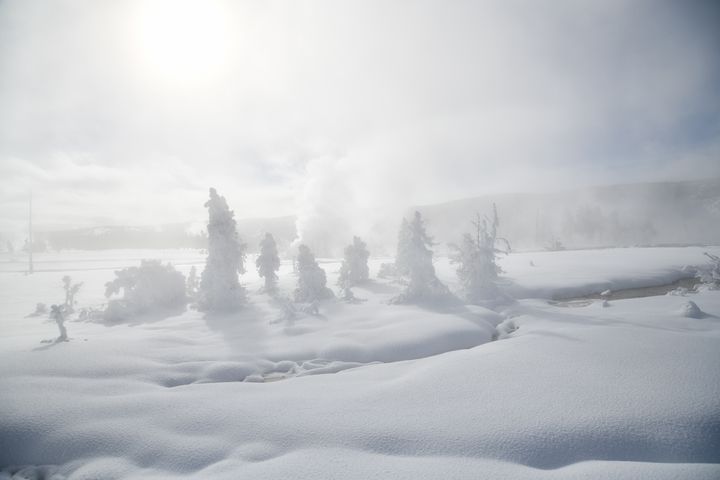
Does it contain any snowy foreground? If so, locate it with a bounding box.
[1,247,720,479]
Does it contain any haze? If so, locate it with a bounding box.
[3,2,720,477]
[1,0,719,244]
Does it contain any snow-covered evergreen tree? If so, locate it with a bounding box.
[62,275,82,313]
[545,236,565,251]
[198,188,247,311]
[30,303,47,316]
[395,218,412,276]
[256,233,281,293]
[338,236,370,295]
[377,262,398,279]
[449,206,510,303]
[186,266,199,301]
[294,244,333,302]
[393,211,449,303]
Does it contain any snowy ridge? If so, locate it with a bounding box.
[415,178,720,250]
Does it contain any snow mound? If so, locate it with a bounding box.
[680,300,705,318]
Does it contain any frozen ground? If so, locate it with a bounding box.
[1,246,719,479]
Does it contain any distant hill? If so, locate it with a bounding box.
[17,179,720,253]
[413,178,720,251]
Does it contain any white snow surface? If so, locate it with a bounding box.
[493,246,716,299]
[1,246,719,479]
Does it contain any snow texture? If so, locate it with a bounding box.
[1,246,719,479]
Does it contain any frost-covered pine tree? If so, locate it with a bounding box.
[338,236,370,295]
[186,266,199,301]
[449,206,510,303]
[294,244,334,302]
[395,218,412,276]
[256,233,280,293]
[61,275,82,313]
[198,188,247,311]
[393,211,449,303]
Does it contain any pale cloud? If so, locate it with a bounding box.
[0,0,718,241]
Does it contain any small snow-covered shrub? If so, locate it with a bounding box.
[50,304,68,342]
[104,260,187,321]
[27,302,47,317]
[77,306,104,322]
[62,275,82,313]
[377,262,398,279]
[337,284,366,304]
[270,294,297,324]
[544,237,565,251]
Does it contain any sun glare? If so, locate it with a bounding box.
[130,0,232,88]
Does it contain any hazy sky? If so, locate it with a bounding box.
[1,0,719,236]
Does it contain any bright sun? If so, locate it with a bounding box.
[130,0,232,88]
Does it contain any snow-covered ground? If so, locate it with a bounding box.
[1,246,719,479]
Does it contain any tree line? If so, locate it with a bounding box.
[36,186,512,342]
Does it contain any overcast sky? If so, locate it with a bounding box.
[0,0,719,235]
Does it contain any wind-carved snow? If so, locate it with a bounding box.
[1,246,719,479]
